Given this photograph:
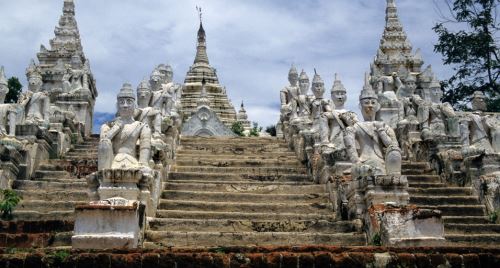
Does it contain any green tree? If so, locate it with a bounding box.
[433,0,500,111]
[249,122,262,137]
[265,125,277,137]
[6,77,22,103]
[231,121,245,137]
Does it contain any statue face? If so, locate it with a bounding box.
[299,79,309,95]
[28,76,43,92]
[288,74,298,86]
[137,89,152,109]
[117,97,135,118]
[331,90,346,108]
[312,82,325,98]
[430,87,442,103]
[360,97,379,121]
[405,81,416,93]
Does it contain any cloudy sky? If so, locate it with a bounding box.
[0,0,453,129]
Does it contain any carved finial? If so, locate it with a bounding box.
[360,73,377,100]
[196,6,203,25]
[241,101,244,108]
[117,83,135,100]
[0,66,7,86]
[331,73,346,93]
[387,0,396,8]
[312,69,323,84]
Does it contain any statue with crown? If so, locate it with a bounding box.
[86,83,162,217]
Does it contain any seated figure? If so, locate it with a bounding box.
[98,83,152,171]
[309,70,332,147]
[296,70,311,120]
[135,79,162,135]
[149,69,173,117]
[418,78,457,141]
[19,61,50,127]
[280,65,299,124]
[0,67,16,136]
[344,78,402,178]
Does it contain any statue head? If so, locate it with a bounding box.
[472,91,487,112]
[136,79,152,109]
[117,83,136,118]
[0,66,8,103]
[149,69,162,91]
[429,78,442,104]
[403,74,416,95]
[298,70,309,95]
[359,73,380,121]
[157,64,173,83]
[26,60,43,92]
[311,69,325,99]
[331,73,347,109]
[288,64,298,86]
[70,54,83,69]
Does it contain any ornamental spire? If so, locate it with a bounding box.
[194,6,209,65]
[379,0,412,56]
[50,0,82,52]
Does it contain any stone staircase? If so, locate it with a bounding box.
[1,136,99,248]
[145,136,366,248]
[405,162,500,246]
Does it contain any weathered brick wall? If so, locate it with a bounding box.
[0,246,499,267]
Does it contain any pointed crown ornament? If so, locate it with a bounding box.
[360,73,377,100]
[331,73,346,93]
[299,70,309,81]
[137,78,150,91]
[117,83,135,100]
[429,76,441,88]
[0,66,7,86]
[312,68,324,84]
[288,64,298,76]
[26,60,42,80]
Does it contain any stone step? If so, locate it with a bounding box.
[168,172,311,183]
[174,159,302,168]
[164,181,324,194]
[161,190,327,203]
[63,154,98,160]
[148,219,358,233]
[178,147,292,154]
[442,216,491,224]
[445,234,500,246]
[410,196,480,206]
[177,150,296,158]
[0,220,74,233]
[408,187,473,196]
[0,231,72,248]
[402,169,435,175]
[175,154,298,161]
[408,182,446,188]
[144,231,366,247]
[416,205,486,216]
[406,175,441,183]
[158,200,331,214]
[401,162,430,170]
[31,177,83,183]
[33,170,71,179]
[13,180,87,191]
[156,210,336,221]
[14,190,88,202]
[70,148,98,153]
[16,201,83,213]
[172,166,308,175]
[180,139,286,146]
[445,223,500,234]
[37,163,66,171]
[12,211,74,221]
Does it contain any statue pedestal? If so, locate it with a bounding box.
[347,175,409,220]
[72,198,145,249]
[368,204,445,247]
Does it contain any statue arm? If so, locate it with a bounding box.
[377,124,398,148]
[441,103,456,117]
[43,94,50,121]
[280,90,288,107]
[459,119,471,147]
[344,126,359,163]
[104,121,122,140]
[139,124,152,166]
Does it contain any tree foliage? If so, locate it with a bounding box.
[231,121,245,137]
[6,77,22,104]
[0,189,22,220]
[265,125,277,137]
[433,0,500,111]
[249,122,262,137]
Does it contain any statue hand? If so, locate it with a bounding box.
[373,121,384,131]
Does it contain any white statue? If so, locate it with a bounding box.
[309,70,332,146]
[98,83,152,171]
[135,79,162,136]
[418,77,457,141]
[344,74,402,178]
[149,68,173,116]
[0,66,8,103]
[280,65,299,121]
[19,61,50,127]
[297,70,311,118]
[0,67,16,136]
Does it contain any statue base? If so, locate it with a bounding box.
[72,198,145,249]
[367,204,445,247]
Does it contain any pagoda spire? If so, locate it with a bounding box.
[50,0,83,52]
[194,7,209,65]
[379,0,412,56]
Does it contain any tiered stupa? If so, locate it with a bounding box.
[35,0,98,136]
[180,14,237,127]
[237,101,251,131]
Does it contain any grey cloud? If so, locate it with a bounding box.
[0,0,454,127]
